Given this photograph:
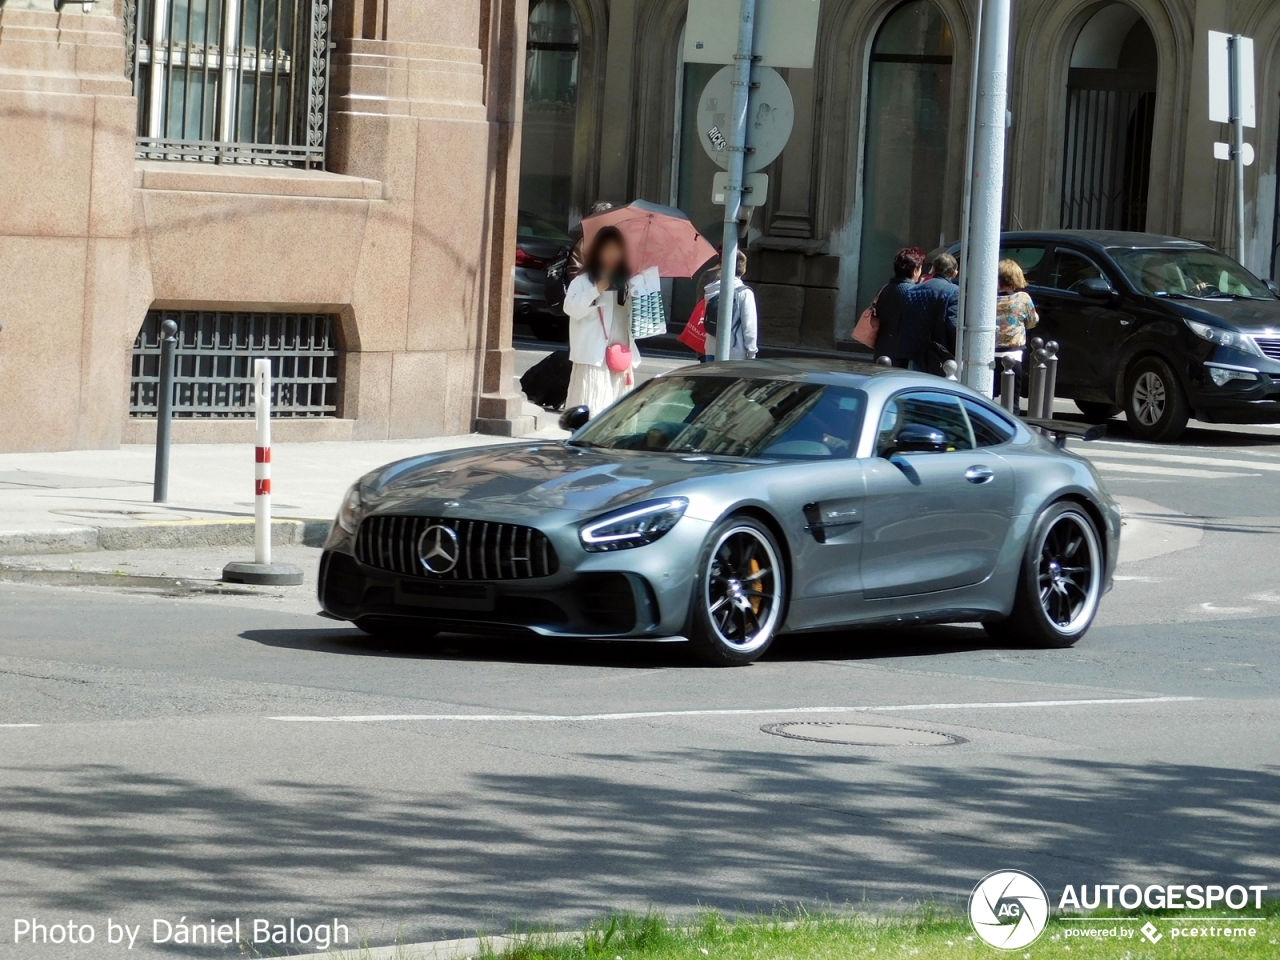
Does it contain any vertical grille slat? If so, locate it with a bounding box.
[354,516,557,581]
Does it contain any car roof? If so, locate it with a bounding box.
[999,230,1209,252]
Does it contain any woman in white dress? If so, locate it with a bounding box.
[562,226,640,412]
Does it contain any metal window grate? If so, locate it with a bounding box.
[124,0,331,168]
[355,516,560,581]
[130,310,341,418]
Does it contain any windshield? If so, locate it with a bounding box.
[517,210,571,243]
[572,375,866,460]
[1109,247,1274,299]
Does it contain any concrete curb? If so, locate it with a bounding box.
[0,518,332,556]
[291,931,579,960]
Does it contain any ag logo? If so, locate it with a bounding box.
[968,870,1050,950]
[417,524,460,575]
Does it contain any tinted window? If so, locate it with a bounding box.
[1051,249,1106,292]
[962,398,1017,447]
[877,391,974,455]
[573,375,865,460]
[1000,245,1048,281]
[1108,247,1274,299]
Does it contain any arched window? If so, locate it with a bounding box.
[1061,4,1157,230]
[856,1,954,312]
[519,0,581,231]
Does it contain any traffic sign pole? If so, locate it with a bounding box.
[960,0,1011,396]
[1229,34,1246,264]
[715,0,756,363]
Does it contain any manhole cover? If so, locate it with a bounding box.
[761,721,965,747]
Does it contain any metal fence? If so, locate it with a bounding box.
[1060,69,1155,232]
[130,310,341,418]
[125,0,331,167]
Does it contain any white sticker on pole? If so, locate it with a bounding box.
[1207,31,1255,127]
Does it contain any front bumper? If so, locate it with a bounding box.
[1186,351,1280,423]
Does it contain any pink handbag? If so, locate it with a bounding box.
[599,308,632,372]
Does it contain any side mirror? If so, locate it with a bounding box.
[559,405,590,431]
[1266,280,1279,297]
[884,423,949,456]
[1076,277,1117,300]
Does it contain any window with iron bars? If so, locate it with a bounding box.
[123,0,331,168]
[130,310,341,418]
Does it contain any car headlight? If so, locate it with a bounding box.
[1184,318,1263,356]
[335,484,364,535]
[580,498,688,552]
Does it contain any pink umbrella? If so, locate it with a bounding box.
[581,200,719,279]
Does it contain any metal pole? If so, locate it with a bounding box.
[959,0,1012,396]
[152,318,178,503]
[1028,347,1048,422]
[1042,340,1060,419]
[954,0,984,371]
[254,358,272,566]
[715,0,757,363]
[1229,35,1246,266]
[999,355,1017,413]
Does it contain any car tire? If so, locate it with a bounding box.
[1125,356,1189,442]
[1074,400,1120,423]
[686,516,786,666]
[983,501,1104,649]
[357,617,440,648]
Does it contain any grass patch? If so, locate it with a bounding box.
[475,906,1280,960]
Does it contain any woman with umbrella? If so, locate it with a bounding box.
[562,226,639,411]
[562,201,718,412]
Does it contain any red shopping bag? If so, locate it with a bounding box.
[678,299,708,354]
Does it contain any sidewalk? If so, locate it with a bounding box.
[0,431,561,555]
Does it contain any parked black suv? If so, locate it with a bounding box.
[950,231,1280,441]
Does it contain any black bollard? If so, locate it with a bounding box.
[999,355,1018,414]
[1042,340,1060,419]
[153,318,178,503]
[1029,348,1049,424]
[875,355,893,367]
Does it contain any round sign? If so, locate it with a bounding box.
[696,65,795,173]
[968,870,1050,950]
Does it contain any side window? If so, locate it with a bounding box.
[1051,249,1106,292]
[877,391,974,454]
[1000,245,1048,284]
[962,398,1017,447]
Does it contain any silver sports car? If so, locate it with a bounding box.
[318,360,1120,665]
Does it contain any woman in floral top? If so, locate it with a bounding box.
[993,259,1039,399]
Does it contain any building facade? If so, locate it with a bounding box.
[0,0,532,452]
[518,0,1280,346]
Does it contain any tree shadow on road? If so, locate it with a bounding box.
[2,749,1277,940]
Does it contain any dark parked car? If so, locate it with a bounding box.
[515,210,573,341]
[951,231,1280,441]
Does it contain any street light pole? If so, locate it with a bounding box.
[960,0,1011,396]
[715,0,757,362]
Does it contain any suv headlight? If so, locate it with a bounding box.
[580,498,688,552]
[335,484,364,535]
[1184,318,1263,356]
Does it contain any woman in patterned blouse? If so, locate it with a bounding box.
[994,259,1040,399]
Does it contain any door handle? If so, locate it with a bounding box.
[965,466,996,484]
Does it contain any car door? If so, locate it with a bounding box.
[1034,246,1129,391]
[860,390,1017,600]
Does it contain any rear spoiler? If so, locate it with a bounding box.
[1023,418,1107,448]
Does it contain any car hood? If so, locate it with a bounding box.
[1168,296,1280,332]
[365,442,762,516]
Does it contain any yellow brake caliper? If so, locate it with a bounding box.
[748,558,764,614]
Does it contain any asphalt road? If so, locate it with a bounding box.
[2,416,1280,957]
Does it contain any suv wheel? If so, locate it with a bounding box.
[1125,356,1189,441]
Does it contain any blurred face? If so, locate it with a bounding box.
[598,238,625,275]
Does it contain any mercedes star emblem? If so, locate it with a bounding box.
[417,524,460,575]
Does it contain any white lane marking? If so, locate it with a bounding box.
[0,724,40,728]
[1113,575,1167,582]
[270,696,1201,723]
[1084,449,1280,472]
[1198,602,1257,614]
[1090,461,1258,479]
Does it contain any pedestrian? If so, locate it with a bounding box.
[994,258,1040,399]
[561,225,640,412]
[920,252,960,375]
[872,246,932,368]
[703,250,758,361]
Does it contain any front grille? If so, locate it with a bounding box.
[1254,337,1280,361]
[355,516,559,581]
